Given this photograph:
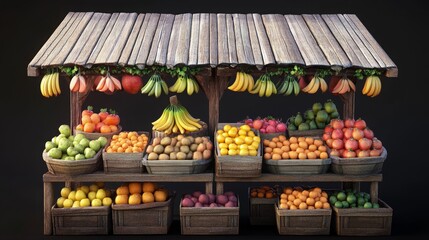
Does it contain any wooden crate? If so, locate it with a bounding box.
[143,157,211,175]
[333,199,392,236]
[249,188,277,225]
[51,205,111,235]
[42,149,102,175]
[112,197,174,235]
[264,159,331,175]
[275,204,332,235]
[180,198,239,235]
[74,125,122,140]
[287,129,324,138]
[215,123,262,178]
[260,131,286,141]
[331,147,387,175]
[102,131,150,173]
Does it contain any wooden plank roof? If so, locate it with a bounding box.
[27,12,397,77]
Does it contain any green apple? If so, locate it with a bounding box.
[75,190,86,201]
[75,154,85,160]
[84,148,96,159]
[60,187,71,198]
[97,137,108,147]
[58,138,72,152]
[45,141,56,152]
[57,197,66,208]
[59,125,71,137]
[63,199,73,208]
[80,198,91,207]
[372,203,380,208]
[74,144,85,154]
[91,199,102,207]
[68,135,74,141]
[102,197,112,206]
[79,138,90,148]
[48,148,62,159]
[67,147,79,156]
[52,136,57,145]
[89,140,101,152]
[74,133,86,142]
[364,202,373,208]
[61,154,68,160]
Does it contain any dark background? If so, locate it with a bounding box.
[1,0,429,239]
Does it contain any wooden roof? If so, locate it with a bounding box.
[27,12,397,77]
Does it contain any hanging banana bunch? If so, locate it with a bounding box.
[169,66,200,95]
[249,73,277,97]
[141,73,169,98]
[301,69,330,94]
[40,69,61,98]
[355,69,382,97]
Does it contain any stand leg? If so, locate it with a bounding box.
[340,91,355,119]
[205,182,213,194]
[44,182,54,235]
[370,182,379,204]
[216,182,224,195]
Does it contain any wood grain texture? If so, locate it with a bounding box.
[136,13,160,68]
[238,14,255,65]
[106,13,137,64]
[175,13,192,65]
[166,14,183,68]
[198,13,210,65]
[274,14,304,64]
[155,14,175,66]
[117,13,145,66]
[188,14,200,65]
[216,173,382,182]
[44,182,54,235]
[209,13,218,67]
[217,14,229,65]
[52,206,110,235]
[225,14,238,65]
[127,13,151,66]
[232,14,246,64]
[247,14,264,67]
[146,14,167,66]
[252,14,275,65]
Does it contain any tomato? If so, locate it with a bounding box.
[324,125,334,134]
[332,139,344,150]
[370,149,382,157]
[95,122,105,132]
[345,138,358,151]
[331,119,344,130]
[331,129,344,140]
[344,118,355,128]
[358,138,372,150]
[82,106,93,117]
[354,119,367,130]
[352,128,364,140]
[372,138,383,150]
[342,150,356,158]
[363,128,374,139]
[322,133,332,141]
[98,108,109,122]
[358,150,370,158]
[344,128,353,139]
[103,110,120,126]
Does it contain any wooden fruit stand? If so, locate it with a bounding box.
[28,12,397,236]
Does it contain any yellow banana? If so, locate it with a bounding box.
[307,77,320,94]
[228,72,241,90]
[259,80,267,97]
[247,73,254,92]
[271,80,277,94]
[239,72,248,92]
[51,73,58,96]
[233,72,244,92]
[362,77,372,95]
[177,77,187,93]
[173,109,185,134]
[172,125,179,133]
[366,77,376,96]
[302,77,315,93]
[192,78,199,93]
[320,78,328,92]
[169,77,181,92]
[47,73,53,97]
[152,108,170,127]
[265,80,273,97]
[40,74,48,97]
[372,77,381,97]
[55,73,61,95]
[249,79,261,94]
[155,108,175,131]
[187,77,194,95]
[177,111,198,132]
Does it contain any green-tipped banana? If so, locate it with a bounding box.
[186,77,194,95]
[285,79,294,96]
[161,80,169,95]
[293,80,300,96]
[141,78,155,94]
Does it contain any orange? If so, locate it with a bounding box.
[289,151,298,159]
[250,191,258,198]
[128,193,142,205]
[281,145,290,152]
[318,145,327,152]
[305,137,314,145]
[292,190,300,197]
[278,135,286,142]
[115,194,128,204]
[272,137,279,143]
[296,147,305,154]
[307,152,317,159]
[116,185,129,195]
[263,139,270,147]
[315,201,323,209]
[314,139,323,147]
[290,143,299,151]
[289,137,298,144]
[293,198,302,207]
[309,191,318,199]
[299,202,308,210]
[82,115,92,125]
[281,152,289,159]
[306,198,315,206]
[284,187,293,195]
[321,192,328,198]
[298,141,308,149]
[308,206,315,210]
[265,192,274,199]
[128,182,142,194]
[302,190,309,197]
[282,140,290,146]
[154,190,168,202]
[308,144,317,152]
[257,192,264,198]
[314,150,321,158]
[313,187,322,193]
[272,153,281,160]
[264,153,272,160]
[280,193,287,199]
[142,182,156,193]
[298,194,307,202]
[298,152,307,159]
[320,152,329,159]
[287,201,293,207]
[323,202,330,209]
[265,147,273,153]
[276,142,283,148]
[287,195,296,201]
[298,137,306,142]
[280,199,288,204]
[320,197,328,203]
[280,203,289,209]
[290,205,298,210]
[142,192,155,203]
[273,148,283,155]
[268,142,276,148]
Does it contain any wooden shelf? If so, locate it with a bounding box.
[43,171,214,183]
[215,173,382,183]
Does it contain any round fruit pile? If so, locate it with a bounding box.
[216,124,261,156]
[240,117,287,134]
[76,106,120,133]
[45,125,107,160]
[323,118,384,158]
[56,182,113,208]
[250,186,277,199]
[146,135,212,160]
[287,100,339,131]
[181,191,238,208]
[329,190,380,209]
[279,187,330,210]
[263,135,328,160]
[114,182,168,205]
[105,131,149,153]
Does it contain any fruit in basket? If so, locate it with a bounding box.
[263,135,328,160]
[76,106,121,133]
[217,124,260,156]
[279,187,330,210]
[240,116,286,134]
[182,192,238,208]
[106,132,149,153]
[323,118,384,158]
[146,135,212,160]
[58,124,71,137]
[250,186,277,198]
[288,100,339,131]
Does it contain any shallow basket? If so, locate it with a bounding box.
[215,123,262,178]
[142,156,211,175]
[111,196,174,235]
[152,121,208,138]
[333,199,392,236]
[102,131,150,173]
[287,129,324,138]
[51,205,111,235]
[275,203,332,235]
[330,147,387,175]
[42,150,102,175]
[74,125,122,140]
[264,159,331,175]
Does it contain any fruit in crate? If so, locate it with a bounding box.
[114,182,168,205]
[279,187,330,210]
[44,125,107,160]
[56,182,112,208]
[216,124,261,156]
[263,135,328,160]
[323,118,384,158]
[146,135,212,160]
[152,96,203,134]
[240,117,287,134]
[287,100,339,131]
[181,191,238,207]
[329,190,379,209]
[105,132,149,153]
[250,186,277,198]
[75,106,121,133]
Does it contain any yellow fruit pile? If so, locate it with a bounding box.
[263,136,328,160]
[279,187,330,210]
[56,182,113,208]
[216,124,260,156]
[114,182,168,205]
[106,131,149,153]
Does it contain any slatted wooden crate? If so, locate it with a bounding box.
[264,159,331,175]
[249,187,277,225]
[275,203,332,235]
[51,205,111,235]
[287,129,324,138]
[333,199,392,236]
[111,197,174,235]
[180,198,240,235]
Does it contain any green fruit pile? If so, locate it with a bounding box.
[329,190,380,209]
[44,124,107,160]
[287,100,339,131]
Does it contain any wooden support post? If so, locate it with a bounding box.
[44,182,54,235]
[340,91,355,119]
[370,182,379,204]
[70,76,94,131]
[216,182,224,195]
[205,182,213,194]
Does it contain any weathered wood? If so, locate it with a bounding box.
[117,14,145,66]
[188,14,200,65]
[205,182,213,194]
[166,14,183,68]
[246,14,264,68]
[330,147,387,175]
[264,159,331,175]
[225,14,238,65]
[42,149,102,175]
[285,15,328,66]
[370,181,379,204]
[252,14,275,66]
[127,13,151,65]
[232,14,246,64]
[215,173,382,183]
[302,14,351,67]
[198,13,210,65]
[52,206,110,235]
[276,205,332,235]
[44,182,54,235]
[217,14,229,65]
[106,13,137,64]
[275,14,305,64]
[340,91,355,119]
[135,13,161,68]
[146,14,167,66]
[216,182,224,195]
[174,13,192,65]
[154,14,175,66]
[249,189,277,225]
[70,76,94,131]
[43,172,214,182]
[143,158,211,175]
[209,13,218,67]
[237,14,255,65]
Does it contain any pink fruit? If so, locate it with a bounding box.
[370,149,382,157]
[198,194,209,204]
[344,118,355,128]
[209,203,218,207]
[216,195,229,205]
[244,118,253,125]
[225,201,236,207]
[342,150,356,158]
[332,139,344,150]
[352,128,364,140]
[331,129,344,140]
[194,202,203,207]
[358,138,372,151]
[276,123,287,132]
[330,149,340,157]
[191,197,198,203]
[372,138,383,150]
[344,128,353,139]
[345,138,359,151]
[192,191,202,198]
[354,119,367,130]
[207,193,216,204]
[182,198,195,207]
[322,133,331,141]
[324,125,334,134]
[331,119,345,129]
[268,119,277,127]
[266,125,276,133]
[253,120,263,130]
[363,128,374,139]
[228,195,238,202]
[259,128,266,134]
[357,150,370,158]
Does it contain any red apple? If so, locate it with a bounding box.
[253,119,263,130]
[352,128,364,140]
[322,133,332,141]
[344,128,353,139]
[331,119,344,129]
[324,125,334,134]
[326,138,334,148]
[358,150,370,158]
[266,125,276,133]
[372,138,383,150]
[354,119,367,130]
[358,138,372,150]
[122,74,143,94]
[331,129,344,140]
[332,139,344,150]
[370,149,382,157]
[363,128,374,139]
[345,138,358,151]
[342,150,356,158]
[344,118,355,128]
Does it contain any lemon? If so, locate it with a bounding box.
[247,131,255,137]
[244,136,253,145]
[219,143,228,149]
[239,149,249,156]
[239,144,248,150]
[234,137,244,145]
[238,129,247,136]
[220,148,229,155]
[225,137,234,145]
[223,124,232,132]
[248,145,256,150]
[253,136,261,143]
[57,197,66,208]
[217,135,225,143]
[228,143,238,150]
[217,130,224,135]
[240,125,251,132]
[249,149,258,156]
[222,132,229,138]
[228,149,237,155]
[228,128,237,137]
[251,141,260,149]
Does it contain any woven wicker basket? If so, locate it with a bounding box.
[42,150,102,175]
[330,147,387,175]
[74,125,122,140]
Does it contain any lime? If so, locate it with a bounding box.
[372,203,380,209]
[346,194,357,204]
[364,202,373,208]
[357,197,365,206]
[337,192,346,201]
[341,201,349,208]
[334,201,343,208]
[329,196,338,205]
[350,203,357,208]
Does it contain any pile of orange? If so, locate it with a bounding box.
[249,186,277,199]
[279,187,330,210]
[263,135,329,160]
[115,182,168,205]
[106,131,149,153]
